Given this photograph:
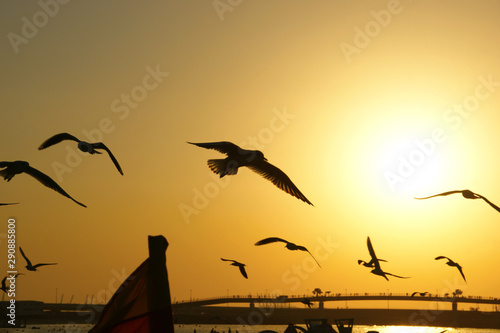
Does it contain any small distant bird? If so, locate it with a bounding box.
[435,256,466,282]
[220,258,248,279]
[255,237,321,268]
[38,133,123,175]
[0,161,86,207]
[0,203,18,206]
[301,298,313,308]
[19,247,57,271]
[415,190,500,213]
[411,291,430,297]
[188,141,313,205]
[0,273,23,293]
[361,237,410,281]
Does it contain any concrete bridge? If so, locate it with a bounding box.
[175,292,500,311]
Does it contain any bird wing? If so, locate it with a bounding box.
[247,160,313,205]
[33,263,57,268]
[1,276,7,291]
[23,165,87,207]
[411,292,418,297]
[188,142,241,156]
[367,237,381,268]
[414,190,464,199]
[435,256,451,261]
[456,265,467,283]
[238,265,248,279]
[92,142,124,175]
[38,133,80,150]
[255,237,288,246]
[0,203,18,206]
[19,247,32,267]
[478,195,500,213]
[385,272,410,279]
[306,250,322,268]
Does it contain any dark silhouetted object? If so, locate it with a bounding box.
[0,161,86,207]
[19,247,57,271]
[90,235,174,333]
[435,256,467,283]
[415,189,500,213]
[39,133,123,175]
[411,291,430,297]
[1,273,23,293]
[0,202,18,206]
[255,237,321,268]
[188,141,313,205]
[220,258,248,279]
[361,237,410,281]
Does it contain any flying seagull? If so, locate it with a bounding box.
[435,256,466,283]
[301,298,314,308]
[0,203,18,206]
[188,141,313,205]
[255,237,321,268]
[0,273,23,293]
[220,258,248,279]
[361,237,410,281]
[415,190,500,213]
[411,291,430,297]
[38,133,123,175]
[0,161,86,207]
[19,247,57,271]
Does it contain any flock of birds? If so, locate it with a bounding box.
[2,138,497,293]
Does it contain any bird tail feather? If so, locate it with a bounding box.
[207,159,238,178]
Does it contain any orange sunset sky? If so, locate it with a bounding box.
[1,1,500,311]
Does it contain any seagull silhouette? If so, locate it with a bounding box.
[188,141,313,205]
[361,237,410,281]
[0,161,86,207]
[0,273,23,293]
[255,237,321,268]
[220,258,248,279]
[0,203,18,206]
[435,256,466,283]
[39,133,123,175]
[415,190,500,213]
[411,291,430,297]
[19,247,57,271]
[301,298,313,308]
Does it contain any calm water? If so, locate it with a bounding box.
[1,324,499,333]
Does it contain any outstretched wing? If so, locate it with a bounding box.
[414,191,464,199]
[238,265,248,279]
[33,263,57,269]
[306,250,322,268]
[19,247,32,267]
[188,142,241,156]
[92,143,124,175]
[23,166,87,207]
[435,256,451,261]
[247,160,313,205]
[456,265,467,283]
[38,133,80,150]
[0,203,18,206]
[385,272,410,279]
[255,237,288,246]
[479,195,500,213]
[220,258,236,263]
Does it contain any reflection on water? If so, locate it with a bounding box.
[1,325,499,333]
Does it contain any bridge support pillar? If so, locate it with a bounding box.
[250,302,255,309]
[452,301,458,326]
[318,301,324,309]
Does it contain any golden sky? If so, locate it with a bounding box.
[1,0,500,311]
